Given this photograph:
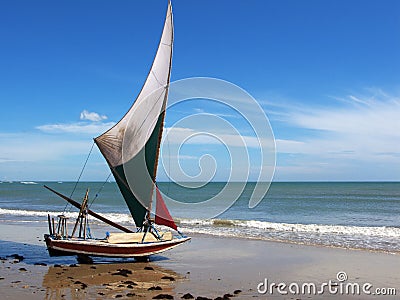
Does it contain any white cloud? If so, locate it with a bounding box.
[0,109,116,180]
[280,94,400,156]
[169,154,199,160]
[36,122,116,135]
[0,132,111,181]
[290,100,400,138]
[271,90,400,180]
[36,110,115,135]
[0,133,91,163]
[275,139,306,153]
[163,127,273,149]
[80,110,107,122]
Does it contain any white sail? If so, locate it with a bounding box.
[94,2,173,227]
[95,2,173,168]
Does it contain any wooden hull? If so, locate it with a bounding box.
[44,234,190,258]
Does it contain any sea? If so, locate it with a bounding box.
[0,181,400,253]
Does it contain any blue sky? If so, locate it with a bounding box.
[0,0,399,181]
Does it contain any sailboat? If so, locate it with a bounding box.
[44,1,190,260]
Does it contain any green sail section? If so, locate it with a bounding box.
[112,165,147,228]
[110,113,164,227]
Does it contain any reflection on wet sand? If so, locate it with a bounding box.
[43,261,184,299]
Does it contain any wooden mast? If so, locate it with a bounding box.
[71,189,89,238]
[146,2,173,221]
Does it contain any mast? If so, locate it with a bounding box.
[148,8,174,219]
[94,2,173,228]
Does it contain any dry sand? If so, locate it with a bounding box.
[0,222,399,299]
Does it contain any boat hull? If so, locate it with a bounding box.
[44,234,190,258]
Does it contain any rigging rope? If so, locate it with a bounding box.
[62,142,95,214]
[88,173,112,210]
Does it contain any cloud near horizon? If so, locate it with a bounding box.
[163,127,269,149]
[269,90,400,180]
[2,91,399,181]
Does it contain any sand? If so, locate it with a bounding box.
[0,221,399,299]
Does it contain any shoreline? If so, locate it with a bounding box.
[0,222,399,299]
[184,231,400,256]
[2,214,400,254]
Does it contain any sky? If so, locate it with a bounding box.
[0,0,399,182]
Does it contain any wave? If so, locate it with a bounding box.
[176,218,400,238]
[20,181,38,185]
[0,208,132,223]
[1,208,399,240]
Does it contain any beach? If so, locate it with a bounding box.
[0,221,399,300]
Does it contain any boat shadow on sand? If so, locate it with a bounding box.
[0,240,184,300]
[43,261,183,300]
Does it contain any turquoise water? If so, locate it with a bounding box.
[0,181,400,252]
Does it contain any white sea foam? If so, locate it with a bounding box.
[239,220,400,238]
[1,208,398,239]
[0,208,78,218]
[20,181,38,185]
[1,208,399,252]
[176,217,400,252]
[0,208,132,225]
[177,218,400,238]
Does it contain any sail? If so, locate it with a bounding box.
[155,186,178,231]
[94,2,173,227]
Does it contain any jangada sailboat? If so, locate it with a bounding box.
[44,1,190,260]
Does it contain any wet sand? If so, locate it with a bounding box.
[0,222,399,299]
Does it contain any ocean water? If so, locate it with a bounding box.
[0,181,399,253]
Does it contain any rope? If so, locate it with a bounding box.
[62,142,95,214]
[88,173,112,209]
